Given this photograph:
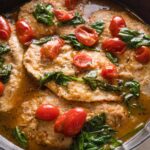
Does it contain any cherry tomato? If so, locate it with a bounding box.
[75,25,99,46]
[0,16,11,40]
[54,107,87,136]
[0,82,4,96]
[63,108,87,136]
[135,46,150,64]
[109,16,126,37]
[36,104,60,121]
[40,38,64,59]
[16,19,34,45]
[54,113,67,133]
[101,64,118,80]
[65,0,78,10]
[73,53,92,69]
[54,9,74,22]
[102,38,126,54]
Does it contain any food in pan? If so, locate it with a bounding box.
[0,0,150,150]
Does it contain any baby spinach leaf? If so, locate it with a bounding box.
[59,12,85,26]
[32,36,52,45]
[91,20,105,34]
[105,52,119,66]
[119,28,150,48]
[33,4,54,26]
[0,44,10,55]
[71,113,122,150]
[61,34,99,51]
[40,71,82,87]
[0,64,12,83]
[12,126,28,148]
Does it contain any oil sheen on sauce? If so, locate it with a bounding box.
[0,0,149,150]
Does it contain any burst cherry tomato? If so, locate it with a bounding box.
[36,104,60,121]
[54,9,74,22]
[135,46,150,64]
[0,82,4,96]
[16,19,34,45]
[40,38,64,59]
[73,53,92,69]
[109,16,126,37]
[102,38,126,54]
[101,64,118,80]
[54,107,87,136]
[0,16,11,40]
[65,0,78,10]
[75,25,99,46]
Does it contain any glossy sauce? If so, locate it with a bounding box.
[0,0,150,150]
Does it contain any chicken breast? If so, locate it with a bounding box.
[24,41,121,102]
[18,0,86,38]
[89,10,150,96]
[0,25,24,112]
[16,90,128,149]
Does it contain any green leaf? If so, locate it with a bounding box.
[12,126,28,148]
[105,52,119,66]
[91,21,105,34]
[119,28,150,48]
[59,12,85,26]
[0,64,12,83]
[71,114,122,150]
[0,44,11,55]
[40,71,82,87]
[61,34,99,51]
[32,36,52,45]
[33,4,54,26]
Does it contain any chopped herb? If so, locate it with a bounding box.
[59,12,85,26]
[40,71,82,87]
[61,34,99,51]
[33,4,54,26]
[0,44,10,55]
[71,113,122,150]
[0,64,12,83]
[105,52,119,66]
[32,36,52,45]
[91,21,105,34]
[85,70,97,78]
[12,126,28,148]
[119,28,150,48]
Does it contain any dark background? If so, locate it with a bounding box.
[0,0,150,24]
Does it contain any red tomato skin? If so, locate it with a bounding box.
[102,38,126,54]
[101,64,118,80]
[109,16,126,37]
[73,53,92,69]
[75,25,99,47]
[54,10,74,22]
[65,0,78,10]
[63,108,87,136]
[36,104,60,121]
[40,38,64,59]
[0,82,4,96]
[54,113,67,133]
[16,19,34,45]
[0,16,11,40]
[135,46,150,64]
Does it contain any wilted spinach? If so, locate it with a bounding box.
[59,12,85,26]
[32,36,52,45]
[71,113,122,150]
[61,34,99,51]
[119,28,150,48]
[105,52,119,66]
[91,20,105,34]
[12,126,28,148]
[33,4,54,26]
[0,44,10,55]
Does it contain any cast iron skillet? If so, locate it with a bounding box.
[0,0,150,150]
